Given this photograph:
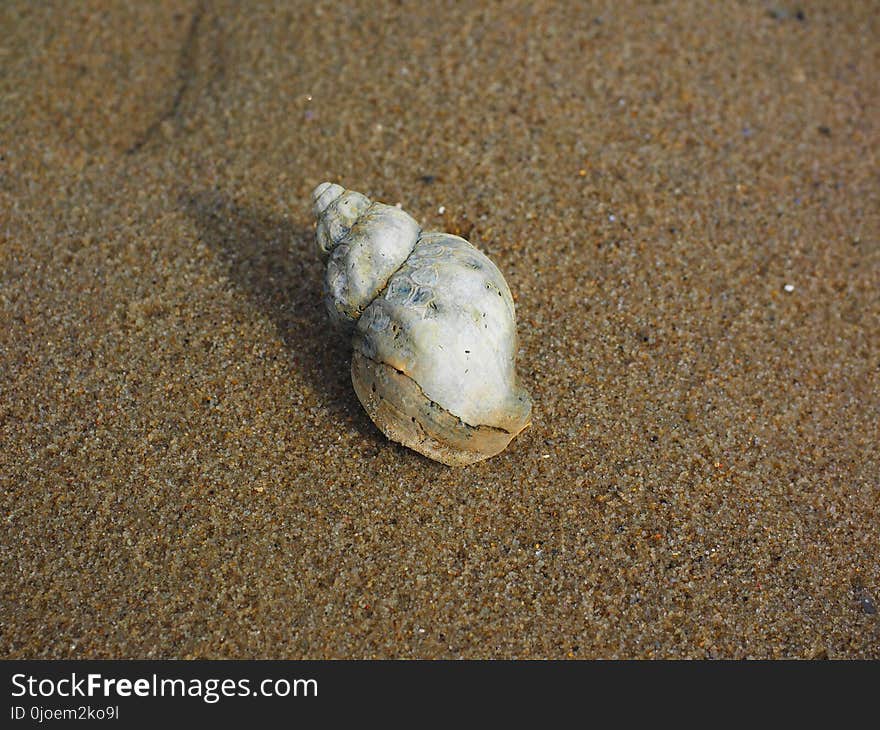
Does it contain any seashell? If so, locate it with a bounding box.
[311,182,532,466]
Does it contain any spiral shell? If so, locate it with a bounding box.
[312,182,532,466]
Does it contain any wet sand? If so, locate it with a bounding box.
[1,1,877,658]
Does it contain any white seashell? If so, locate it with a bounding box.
[311,182,532,466]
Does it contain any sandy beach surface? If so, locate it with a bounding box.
[1,1,877,658]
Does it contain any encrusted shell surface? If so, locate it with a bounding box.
[312,182,532,466]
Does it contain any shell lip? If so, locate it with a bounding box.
[354,346,530,437]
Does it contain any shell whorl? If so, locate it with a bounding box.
[312,183,421,327]
[311,182,344,218]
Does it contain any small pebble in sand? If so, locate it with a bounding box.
[784,283,795,293]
